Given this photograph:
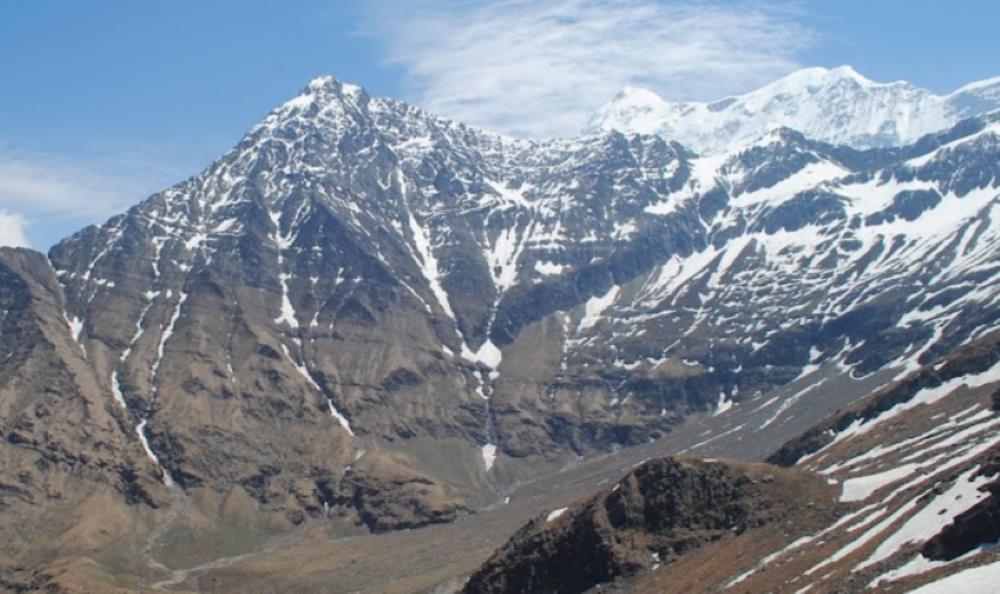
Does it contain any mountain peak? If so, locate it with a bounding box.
[279,75,367,112]
[307,74,336,90]
[306,74,364,96]
[613,85,665,105]
[586,86,669,137]
[804,65,872,84]
[757,65,880,96]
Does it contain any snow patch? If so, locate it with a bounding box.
[534,260,566,276]
[578,285,620,331]
[713,392,734,416]
[907,559,1000,594]
[481,443,497,471]
[839,463,920,502]
[546,507,568,522]
[857,465,993,571]
[476,340,503,369]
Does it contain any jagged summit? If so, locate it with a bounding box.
[285,74,366,107]
[589,66,1000,153]
[261,74,371,130]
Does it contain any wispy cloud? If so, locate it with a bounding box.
[0,142,194,248]
[362,0,815,137]
[0,153,135,222]
[0,211,29,248]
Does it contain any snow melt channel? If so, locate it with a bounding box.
[136,419,174,487]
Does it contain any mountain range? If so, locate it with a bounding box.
[1,66,999,593]
[588,65,1000,153]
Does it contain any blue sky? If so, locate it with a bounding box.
[1,0,998,249]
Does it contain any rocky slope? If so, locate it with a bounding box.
[463,332,1000,593]
[0,248,174,592]
[1,71,999,590]
[742,332,1000,593]
[463,457,835,594]
[588,66,1000,153]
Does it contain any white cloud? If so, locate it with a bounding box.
[362,0,815,137]
[0,145,173,219]
[0,142,194,249]
[0,211,29,248]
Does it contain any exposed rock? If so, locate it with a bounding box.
[0,248,168,582]
[334,452,470,532]
[463,458,799,594]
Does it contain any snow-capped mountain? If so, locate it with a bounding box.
[587,66,1000,154]
[42,73,1000,493]
[3,73,1000,591]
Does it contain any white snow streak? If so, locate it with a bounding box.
[546,507,568,522]
[578,285,620,331]
[136,419,174,487]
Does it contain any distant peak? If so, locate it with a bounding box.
[585,85,670,137]
[829,65,871,83]
[594,86,667,115]
[764,65,879,92]
[615,86,664,103]
[951,75,1000,95]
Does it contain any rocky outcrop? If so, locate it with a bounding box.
[463,458,795,594]
[334,453,470,532]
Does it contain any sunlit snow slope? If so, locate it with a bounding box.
[588,66,1000,153]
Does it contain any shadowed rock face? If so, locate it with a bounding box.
[463,458,785,594]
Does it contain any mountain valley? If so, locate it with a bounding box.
[1,67,999,592]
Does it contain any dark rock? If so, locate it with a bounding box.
[923,473,1000,561]
[463,458,776,594]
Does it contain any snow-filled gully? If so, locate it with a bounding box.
[270,202,357,438]
[392,166,508,473]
